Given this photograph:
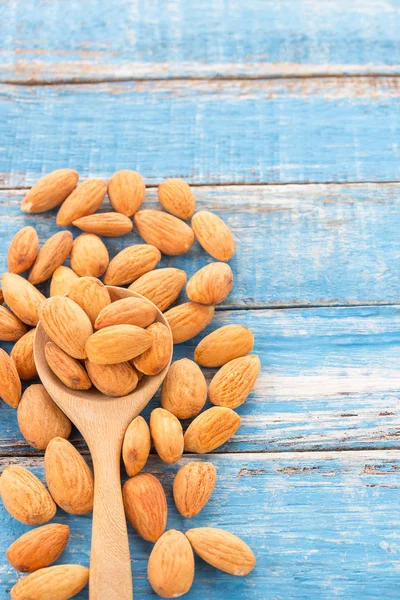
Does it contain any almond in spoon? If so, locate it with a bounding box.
[0,348,22,407]
[85,324,152,364]
[45,342,92,390]
[68,276,111,326]
[85,360,138,396]
[133,322,172,375]
[95,297,156,330]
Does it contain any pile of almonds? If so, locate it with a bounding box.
[0,169,260,599]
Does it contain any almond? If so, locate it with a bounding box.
[17,384,72,449]
[161,358,207,419]
[8,226,39,274]
[56,178,107,226]
[164,302,214,343]
[50,266,79,297]
[44,437,94,514]
[11,329,37,380]
[194,324,254,367]
[150,408,184,464]
[187,262,233,305]
[209,355,261,409]
[0,289,3,304]
[122,416,151,477]
[123,473,167,542]
[7,523,70,572]
[133,322,172,376]
[2,272,46,326]
[173,462,216,517]
[104,244,161,286]
[134,210,195,255]
[45,342,92,391]
[129,268,187,311]
[95,297,157,330]
[39,296,93,359]
[184,407,240,453]
[0,348,22,407]
[186,528,255,576]
[10,564,89,600]
[158,178,195,220]
[148,530,194,598]
[68,276,111,326]
[0,305,28,341]
[108,170,145,216]
[73,212,133,236]
[86,324,152,364]
[29,231,73,284]
[85,360,138,396]
[21,169,79,213]
[0,465,56,525]
[192,210,236,261]
[70,233,109,278]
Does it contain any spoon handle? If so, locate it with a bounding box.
[89,435,133,600]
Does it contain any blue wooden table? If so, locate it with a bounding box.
[1,1,400,598]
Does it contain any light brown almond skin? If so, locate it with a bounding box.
[192,210,236,261]
[50,266,79,296]
[122,416,151,477]
[21,169,79,213]
[161,358,207,419]
[86,360,138,396]
[104,244,161,286]
[158,178,196,220]
[2,272,46,326]
[133,322,172,376]
[10,564,89,600]
[184,407,241,453]
[185,528,256,576]
[95,297,157,330]
[8,226,39,274]
[150,408,184,464]
[134,210,195,255]
[70,233,109,278]
[7,523,70,572]
[129,268,187,311]
[0,305,28,341]
[44,437,94,514]
[209,355,261,409]
[11,329,37,380]
[73,212,133,236]
[0,465,56,525]
[17,384,72,449]
[39,296,93,359]
[123,473,167,542]
[164,302,215,344]
[194,324,254,367]
[56,178,107,226]
[148,530,195,598]
[29,231,73,284]
[173,462,217,518]
[108,170,146,216]
[45,342,92,391]
[187,262,233,305]
[85,324,152,364]
[0,348,22,407]
[68,276,111,326]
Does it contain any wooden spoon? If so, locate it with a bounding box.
[34,286,173,600]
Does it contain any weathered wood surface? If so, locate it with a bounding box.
[3,78,400,187]
[1,306,399,455]
[2,0,400,82]
[1,451,400,599]
[1,185,399,309]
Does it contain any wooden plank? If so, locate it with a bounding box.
[1,184,399,308]
[2,0,400,82]
[1,451,400,599]
[1,306,399,455]
[2,78,400,187]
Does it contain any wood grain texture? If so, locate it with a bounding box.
[1,306,399,455]
[1,451,400,599]
[2,78,400,187]
[2,0,400,82]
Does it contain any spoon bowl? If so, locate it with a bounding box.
[34,286,173,600]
